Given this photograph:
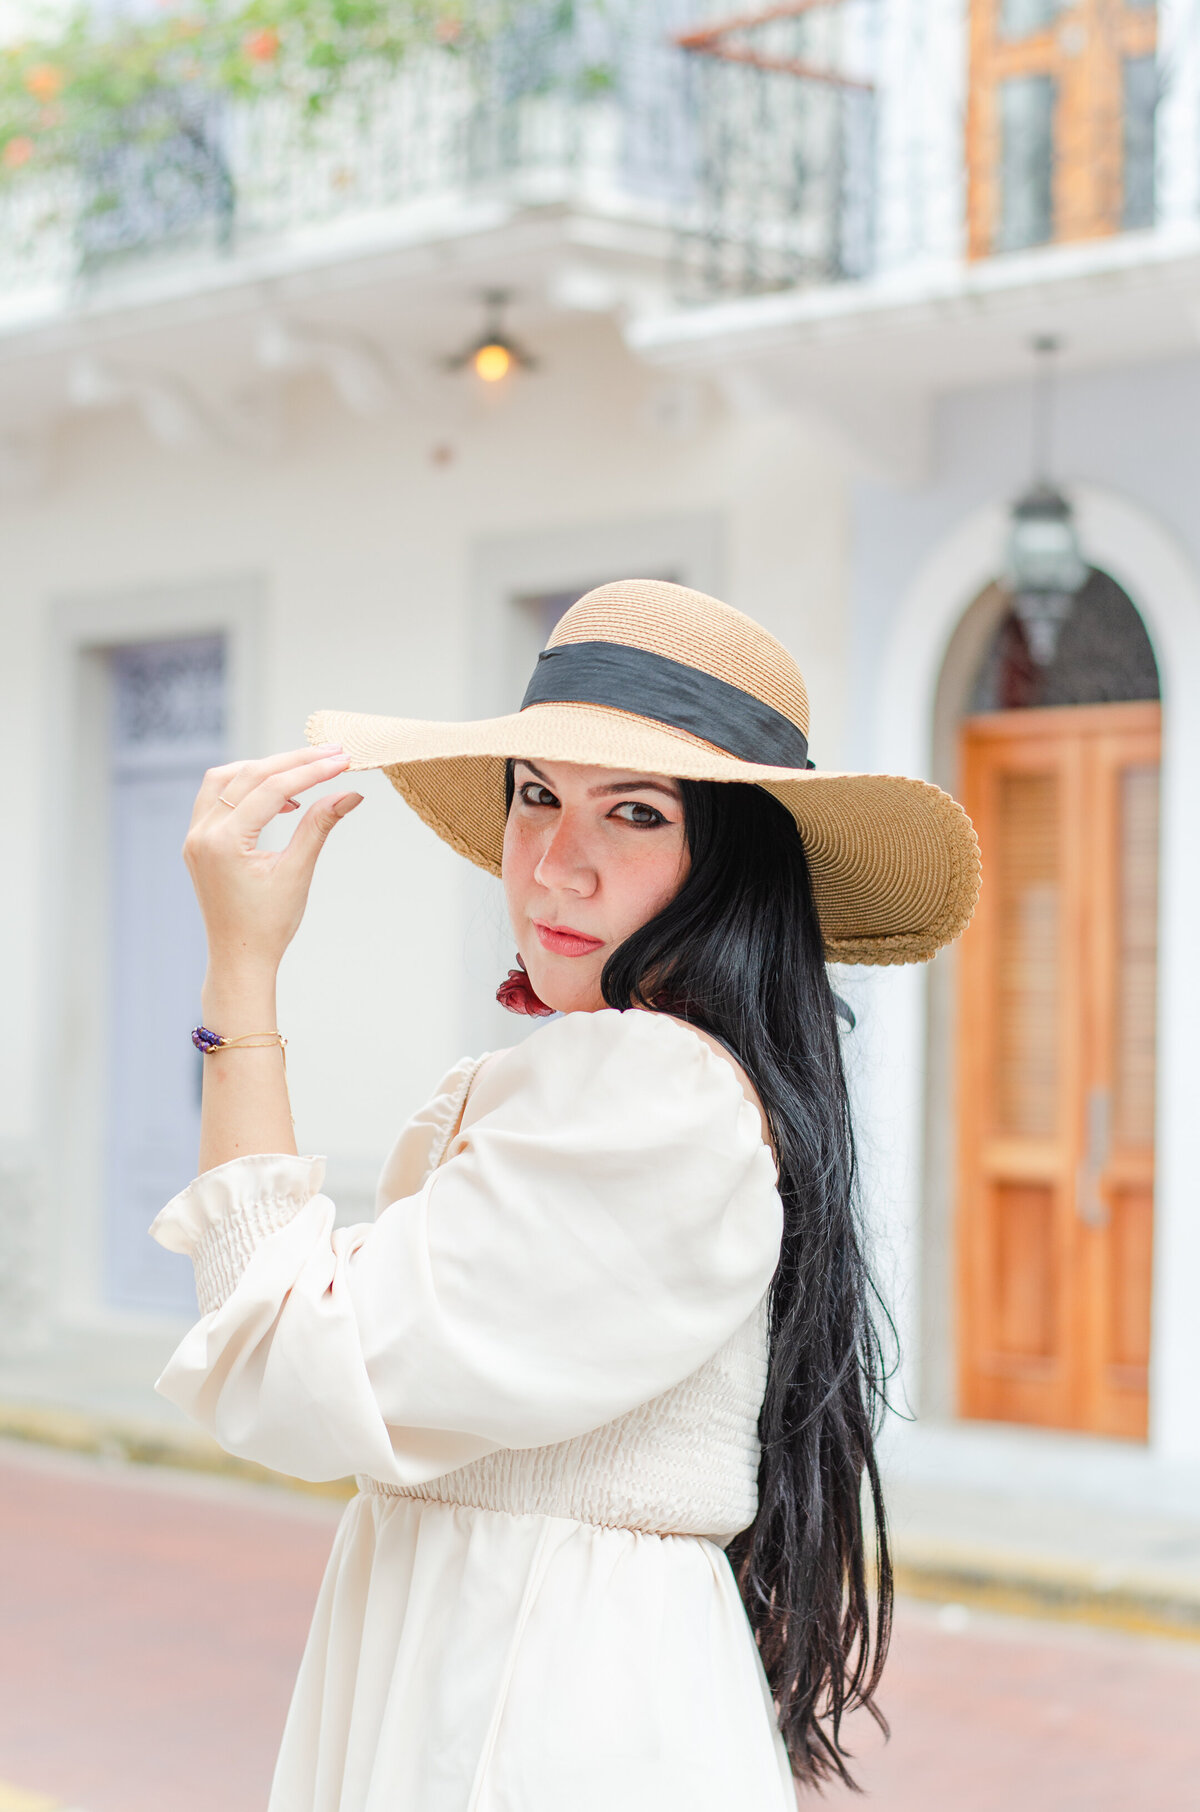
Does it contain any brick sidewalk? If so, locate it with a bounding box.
[1,1439,1198,1812]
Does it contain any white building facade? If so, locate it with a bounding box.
[2,0,1197,1510]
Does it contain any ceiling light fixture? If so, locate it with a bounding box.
[446,289,536,384]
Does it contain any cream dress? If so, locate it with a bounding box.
[151,1008,796,1812]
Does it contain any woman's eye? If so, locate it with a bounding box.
[518,782,559,809]
[611,800,667,828]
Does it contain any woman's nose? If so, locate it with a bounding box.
[533,815,597,895]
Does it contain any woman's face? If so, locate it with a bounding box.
[502,759,690,1015]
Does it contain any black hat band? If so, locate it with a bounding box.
[520,641,813,771]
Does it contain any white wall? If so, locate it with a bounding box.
[1,310,851,1336]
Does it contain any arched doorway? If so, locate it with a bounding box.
[954,570,1160,1440]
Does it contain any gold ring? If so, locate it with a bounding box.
[218,795,237,809]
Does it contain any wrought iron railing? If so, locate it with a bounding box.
[671,0,877,298]
[0,1,879,312]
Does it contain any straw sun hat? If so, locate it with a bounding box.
[307,579,980,965]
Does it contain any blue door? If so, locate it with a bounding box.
[104,636,226,1315]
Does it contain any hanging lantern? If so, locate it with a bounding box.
[1005,480,1089,666]
[445,289,536,384]
[1003,337,1089,666]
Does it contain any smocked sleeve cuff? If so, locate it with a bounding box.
[149,1154,326,1315]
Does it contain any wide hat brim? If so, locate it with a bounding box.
[307,699,980,967]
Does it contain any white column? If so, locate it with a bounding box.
[1155,0,1200,232]
[1075,492,1200,1467]
[839,961,928,1416]
[872,0,970,275]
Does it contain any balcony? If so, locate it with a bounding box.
[0,0,878,336]
[4,1,1194,483]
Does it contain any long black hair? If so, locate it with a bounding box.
[503,766,893,1785]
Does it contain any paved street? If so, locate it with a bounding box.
[825,1602,1200,1812]
[0,1441,339,1812]
[1,1439,1198,1812]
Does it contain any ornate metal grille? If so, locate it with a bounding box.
[111,636,226,756]
[76,93,233,271]
[970,569,1161,712]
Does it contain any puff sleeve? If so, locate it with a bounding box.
[149,1010,782,1487]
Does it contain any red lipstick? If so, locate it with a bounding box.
[533,921,604,958]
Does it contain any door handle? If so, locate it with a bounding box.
[1076,1084,1111,1228]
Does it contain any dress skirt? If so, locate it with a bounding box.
[268,1489,797,1812]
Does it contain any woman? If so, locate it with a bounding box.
[151,579,979,1811]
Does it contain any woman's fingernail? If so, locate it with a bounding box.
[333,793,364,818]
[316,742,343,753]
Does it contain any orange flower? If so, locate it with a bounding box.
[243,27,280,62]
[23,63,63,101]
[2,135,35,169]
[434,17,462,43]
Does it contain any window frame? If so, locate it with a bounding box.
[967,0,1159,259]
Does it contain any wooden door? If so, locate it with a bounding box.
[957,701,1159,1439]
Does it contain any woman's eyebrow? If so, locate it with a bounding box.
[515,760,553,786]
[515,760,679,802]
[589,777,680,800]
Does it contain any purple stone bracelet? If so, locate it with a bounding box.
[191,1025,225,1053]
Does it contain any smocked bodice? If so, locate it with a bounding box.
[359,1294,769,1545]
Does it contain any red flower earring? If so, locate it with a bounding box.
[496,953,554,1017]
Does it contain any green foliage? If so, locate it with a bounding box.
[0,0,483,177]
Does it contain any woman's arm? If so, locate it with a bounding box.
[182,744,363,1172]
[152,1010,781,1485]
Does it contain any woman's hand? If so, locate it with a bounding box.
[185,745,363,990]
[184,746,362,1173]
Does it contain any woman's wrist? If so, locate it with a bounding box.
[201,962,279,1033]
